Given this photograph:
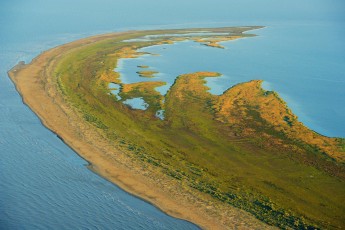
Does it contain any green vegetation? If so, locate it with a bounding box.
[54,27,345,229]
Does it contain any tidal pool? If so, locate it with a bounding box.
[123,97,149,110]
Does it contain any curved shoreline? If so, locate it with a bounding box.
[7,64,199,228]
[8,30,272,230]
[8,37,206,229]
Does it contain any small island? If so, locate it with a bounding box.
[8,27,345,229]
[137,65,149,68]
[136,70,158,78]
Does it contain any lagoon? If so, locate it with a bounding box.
[117,24,345,137]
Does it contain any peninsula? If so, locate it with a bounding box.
[8,27,345,229]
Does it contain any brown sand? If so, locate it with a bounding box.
[8,31,274,230]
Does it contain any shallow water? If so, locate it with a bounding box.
[123,97,149,110]
[1,0,344,229]
[109,82,122,100]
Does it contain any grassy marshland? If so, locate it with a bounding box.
[54,27,345,229]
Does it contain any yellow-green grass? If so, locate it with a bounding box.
[54,27,345,229]
[136,70,158,78]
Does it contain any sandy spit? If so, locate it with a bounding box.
[8,31,274,230]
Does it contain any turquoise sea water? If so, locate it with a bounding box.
[1,0,344,229]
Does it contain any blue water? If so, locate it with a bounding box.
[1,0,344,229]
[123,97,149,110]
[109,82,122,100]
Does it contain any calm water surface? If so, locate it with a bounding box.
[1,0,344,229]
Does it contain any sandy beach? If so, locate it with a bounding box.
[8,31,273,230]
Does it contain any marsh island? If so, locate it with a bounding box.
[9,27,345,229]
